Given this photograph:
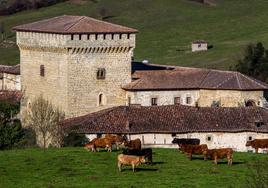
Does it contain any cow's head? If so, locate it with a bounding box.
[139,156,146,163]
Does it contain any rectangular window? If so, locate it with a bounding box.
[79,34,82,40]
[97,68,106,79]
[174,97,180,105]
[127,33,130,39]
[111,34,114,40]
[71,34,74,40]
[40,65,45,77]
[128,97,131,105]
[95,34,98,40]
[103,34,106,40]
[119,34,122,39]
[151,98,158,106]
[186,97,192,104]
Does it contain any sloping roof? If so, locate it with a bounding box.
[0,65,20,75]
[124,66,268,91]
[0,91,22,104]
[13,15,138,34]
[62,105,268,134]
[192,40,208,44]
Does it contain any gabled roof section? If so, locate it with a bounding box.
[62,105,268,134]
[13,15,138,34]
[0,65,20,75]
[124,65,268,91]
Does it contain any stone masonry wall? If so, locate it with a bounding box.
[17,31,135,118]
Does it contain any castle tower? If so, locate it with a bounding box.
[13,15,137,118]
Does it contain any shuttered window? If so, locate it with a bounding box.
[40,65,45,77]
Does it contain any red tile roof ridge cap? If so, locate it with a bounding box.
[235,72,242,89]
[65,16,86,32]
[237,72,268,89]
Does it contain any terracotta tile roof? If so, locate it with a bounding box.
[0,91,22,103]
[192,40,208,44]
[0,65,20,75]
[124,66,268,91]
[62,105,268,134]
[13,15,138,34]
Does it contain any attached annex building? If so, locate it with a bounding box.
[13,15,268,118]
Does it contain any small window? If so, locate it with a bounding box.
[255,122,264,128]
[127,34,130,39]
[174,97,180,105]
[119,34,122,39]
[103,34,106,40]
[71,34,74,40]
[99,94,104,106]
[97,68,106,79]
[186,97,192,104]
[87,34,90,40]
[206,135,212,142]
[97,133,102,138]
[248,136,253,141]
[151,98,158,106]
[40,65,45,77]
[128,97,131,105]
[79,34,82,40]
[95,34,98,40]
[171,133,176,137]
[111,34,114,40]
[198,44,201,48]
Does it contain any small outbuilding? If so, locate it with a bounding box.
[191,40,208,52]
[0,64,20,90]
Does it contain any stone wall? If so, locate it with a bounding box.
[126,90,200,106]
[17,31,135,118]
[0,73,20,90]
[127,89,265,107]
[198,89,264,107]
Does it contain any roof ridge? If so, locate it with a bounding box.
[238,72,267,89]
[235,72,242,89]
[65,16,86,32]
[199,69,211,88]
[214,74,236,88]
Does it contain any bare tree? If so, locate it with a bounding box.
[0,22,4,41]
[26,95,64,150]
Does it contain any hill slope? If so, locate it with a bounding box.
[1,0,268,69]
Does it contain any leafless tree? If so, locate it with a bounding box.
[25,95,64,150]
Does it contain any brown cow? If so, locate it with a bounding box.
[246,139,268,154]
[84,138,113,152]
[117,154,146,172]
[124,139,142,150]
[179,144,208,160]
[203,148,233,165]
[105,134,125,149]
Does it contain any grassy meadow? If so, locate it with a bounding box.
[0,147,267,188]
[1,0,268,68]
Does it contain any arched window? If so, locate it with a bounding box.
[245,100,256,107]
[99,94,104,106]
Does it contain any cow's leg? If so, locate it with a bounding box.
[188,153,192,160]
[132,164,135,172]
[255,148,259,154]
[214,156,218,165]
[228,156,233,165]
[118,162,122,172]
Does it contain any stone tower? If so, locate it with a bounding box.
[14,15,137,118]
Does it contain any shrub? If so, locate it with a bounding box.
[63,133,88,147]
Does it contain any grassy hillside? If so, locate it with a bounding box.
[0,148,267,187]
[1,0,268,69]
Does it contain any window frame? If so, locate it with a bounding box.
[96,68,106,80]
[40,65,45,77]
[151,97,158,106]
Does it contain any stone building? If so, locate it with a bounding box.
[13,15,268,119]
[191,40,208,52]
[62,105,268,152]
[0,65,20,90]
[14,15,137,118]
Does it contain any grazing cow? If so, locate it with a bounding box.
[122,148,153,164]
[246,139,268,154]
[172,138,200,146]
[124,138,142,150]
[105,134,125,149]
[179,144,208,160]
[84,137,113,152]
[117,154,146,172]
[203,148,233,165]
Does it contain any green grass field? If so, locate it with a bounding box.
[1,0,268,68]
[0,148,267,188]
